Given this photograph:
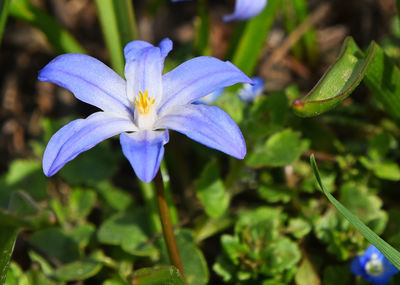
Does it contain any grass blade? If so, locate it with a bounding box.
[9,0,85,54]
[231,0,282,76]
[310,155,400,269]
[0,0,11,46]
[95,0,138,76]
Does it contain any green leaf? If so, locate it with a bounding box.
[97,210,157,256]
[29,228,80,263]
[53,258,102,282]
[363,41,400,122]
[95,0,138,76]
[0,0,10,46]
[0,159,48,208]
[293,37,371,117]
[294,256,320,285]
[322,265,350,285]
[247,129,310,167]
[242,92,288,140]
[68,188,96,223]
[340,183,388,234]
[60,142,120,185]
[287,218,312,239]
[0,227,18,284]
[160,230,209,285]
[259,238,301,276]
[310,155,400,269]
[9,0,85,53]
[258,185,294,203]
[95,181,132,212]
[195,160,230,218]
[359,157,400,181]
[131,266,185,285]
[231,0,282,76]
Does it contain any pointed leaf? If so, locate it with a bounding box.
[293,37,372,117]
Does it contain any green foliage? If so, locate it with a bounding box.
[195,160,230,218]
[98,209,157,257]
[213,207,301,284]
[131,266,185,285]
[311,155,400,269]
[246,129,310,167]
[160,230,209,285]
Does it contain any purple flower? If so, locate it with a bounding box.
[39,38,251,183]
[351,245,399,285]
[172,0,267,21]
[238,77,264,103]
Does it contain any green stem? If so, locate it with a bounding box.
[154,171,185,280]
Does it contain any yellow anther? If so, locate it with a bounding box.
[134,90,155,115]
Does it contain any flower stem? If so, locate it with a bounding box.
[154,170,185,279]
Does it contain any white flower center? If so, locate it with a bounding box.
[133,90,157,130]
[365,254,384,276]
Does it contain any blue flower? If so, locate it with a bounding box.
[238,77,264,103]
[172,0,267,21]
[351,245,399,285]
[39,38,252,182]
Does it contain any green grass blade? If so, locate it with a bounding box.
[194,0,211,56]
[310,155,400,269]
[9,0,85,54]
[363,41,400,123]
[231,0,282,76]
[0,0,11,46]
[0,227,18,284]
[95,0,138,76]
[293,37,372,117]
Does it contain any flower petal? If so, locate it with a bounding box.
[43,112,137,177]
[124,38,172,103]
[223,0,267,22]
[155,104,246,159]
[38,54,132,117]
[159,56,252,114]
[120,130,169,183]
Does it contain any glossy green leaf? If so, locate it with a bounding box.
[0,0,10,46]
[131,266,185,285]
[293,37,371,117]
[231,0,282,76]
[294,38,400,121]
[195,160,230,218]
[9,0,85,54]
[246,129,309,167]
[95,0,138,76]
[0,227,18,284]
[310,155,400,269]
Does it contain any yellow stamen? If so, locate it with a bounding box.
[134,90,155,114]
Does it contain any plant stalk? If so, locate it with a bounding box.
[154,170,185,279]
